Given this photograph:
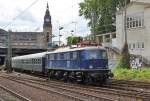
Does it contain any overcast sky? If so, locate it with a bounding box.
[0,0,90,44]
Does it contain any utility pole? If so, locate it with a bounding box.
[124,0,127,43]
[91,9,97,41]
[6,30,12,72]
[119,0,130,69]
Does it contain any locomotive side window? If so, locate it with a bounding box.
[70,51,78,60]
[64,52,70,60]
[54,54,57,60]
[59,53,64,60]
[101,51,107,59]
[81,50,107,60]
[49,54,54,60]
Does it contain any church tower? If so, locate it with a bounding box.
[43,3,52,44]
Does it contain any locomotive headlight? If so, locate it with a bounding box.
[89,65,93,69]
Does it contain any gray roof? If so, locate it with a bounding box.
[0,28,7,34]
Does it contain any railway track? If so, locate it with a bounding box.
[3,75,150,101]
[0,84,31,101]
[107,79,150,90]
[1,76,114,101]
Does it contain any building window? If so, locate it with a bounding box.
[128,43,131,49]
[129,42,144,50]
[142,42,144,49]
[127,13,144,29]
[133,43,135,49]
[137,42,140,49]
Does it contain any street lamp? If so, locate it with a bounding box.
[59,26,63,46]
[72,21,77,35]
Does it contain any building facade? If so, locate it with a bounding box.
[0,3,52,49]
[116,0,150,61]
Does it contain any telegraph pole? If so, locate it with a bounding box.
[124,0,127,43]
[120,0,130,69]
[6,30,12,72]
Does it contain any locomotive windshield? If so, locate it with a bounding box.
[81,49,107,60]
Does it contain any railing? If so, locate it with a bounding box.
[105,46,121,55]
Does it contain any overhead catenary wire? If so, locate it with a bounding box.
[2,0,40,29]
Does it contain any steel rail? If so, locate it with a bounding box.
[4,76,114,101]
[0,84,31,101]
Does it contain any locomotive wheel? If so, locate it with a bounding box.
[69,72,76,83]
[63,72,68,82]
[48,71,55,79]
[76,72,84,84]
[56,71,64,80]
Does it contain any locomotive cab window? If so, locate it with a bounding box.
[81,49,107,60]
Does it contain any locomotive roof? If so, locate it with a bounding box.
[47,46,106,54]
[12,46,106,60]
[12,52,47,60]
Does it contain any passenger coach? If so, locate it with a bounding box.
[12,52,46,74]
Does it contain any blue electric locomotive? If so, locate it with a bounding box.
[45,46,112,83]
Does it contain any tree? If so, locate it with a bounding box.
[80,0,131,69]
[67,37,83,45]
[79,0,130,35]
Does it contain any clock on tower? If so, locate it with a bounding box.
[43,3,52,28]
[43,3,52,44]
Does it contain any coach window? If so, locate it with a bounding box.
[37,59,39,64]
[39,59,41,64]
[32,59,35,64]
[33,59,35,64]
[26,60,28,64]
[36,59,38,64]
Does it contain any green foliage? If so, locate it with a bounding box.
[79,0,130,34]
[67,36,82,45]
[113,68,150,82]
[117,43,130,69]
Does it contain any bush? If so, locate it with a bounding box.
[113,68,150,82]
